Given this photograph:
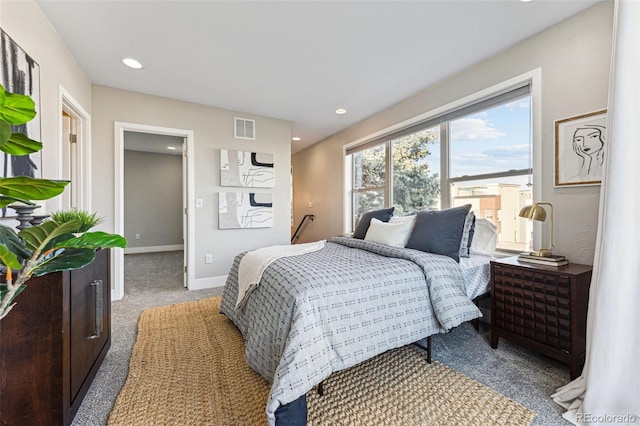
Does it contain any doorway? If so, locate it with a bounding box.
[123,132,185,295]
[114,122,195,300]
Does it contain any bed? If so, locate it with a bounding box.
[222,234,498,424]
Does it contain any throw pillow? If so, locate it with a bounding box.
[459,210,476,258]
[470,218,498,255]
[365,217,415,247]
[405,204,472,262]
[353,207,395,239]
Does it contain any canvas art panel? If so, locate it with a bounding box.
[219,192,273,229]
[555,110,607,187]
[220,149,274,188]
[0,29,41,181]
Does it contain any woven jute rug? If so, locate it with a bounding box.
[108,297,536,425]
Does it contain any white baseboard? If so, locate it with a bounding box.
[190,275,227,291]
[124,244,184,254]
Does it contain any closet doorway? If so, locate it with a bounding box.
[114,123,195,300]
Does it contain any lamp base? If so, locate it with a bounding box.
[528,249,553,257]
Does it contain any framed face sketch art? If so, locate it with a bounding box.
[554,110,607,187]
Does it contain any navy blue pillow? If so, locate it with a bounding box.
[353,207,395,239]
[405,204,472,262]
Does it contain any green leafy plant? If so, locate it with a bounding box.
[48,210,104,232]
[0,84,126,320]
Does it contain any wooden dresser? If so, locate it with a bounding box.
[490,256,592,379]
[0,249,111,425]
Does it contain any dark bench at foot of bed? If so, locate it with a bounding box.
[275,394,307,426]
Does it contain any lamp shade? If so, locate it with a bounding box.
[519,204,547,222]
[519,202,554,257]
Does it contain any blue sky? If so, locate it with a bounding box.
[427,96,532,180]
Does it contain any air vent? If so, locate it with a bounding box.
[234,117,255,140]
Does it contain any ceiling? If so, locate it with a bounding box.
[37,0,599,154]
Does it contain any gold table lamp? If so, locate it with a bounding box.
[519,202,553,257]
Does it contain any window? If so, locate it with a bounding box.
[352,144,386,216]
[346,81,533,252]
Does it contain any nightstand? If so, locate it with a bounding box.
[490,256,592,379]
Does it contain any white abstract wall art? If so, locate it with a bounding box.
[218,192,273,229]
[220,149,274,188]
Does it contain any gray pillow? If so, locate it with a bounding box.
[405,204,472,262]
[353,207,395,239]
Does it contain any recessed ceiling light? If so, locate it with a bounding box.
[167,146,176,150]
[520,0,533,2]
[335,108,347,115]
[122,57,144,69]
[292,137,301,141]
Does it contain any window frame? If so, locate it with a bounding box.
[344,69,542,252]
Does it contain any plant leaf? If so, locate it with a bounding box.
[0,224,31,261]
[0,176,68,200]
[1,132,43,155]
[0,195,35,209]
[0,244,22,270]
[0,91,36,125]
[19,220,81,252]
[44,232,75,252]
[0,119,10,146]
[54,232,127,250]
[30,248,96,277]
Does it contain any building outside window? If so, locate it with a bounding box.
[346,82,533,252]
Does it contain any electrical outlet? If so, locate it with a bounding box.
[135,233,141,240]
[205,253,213,264]
[196,198,203,208]
[307,202,313,208]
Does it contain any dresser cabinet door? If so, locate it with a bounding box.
[493,264,572,351]
[69,249,110,404]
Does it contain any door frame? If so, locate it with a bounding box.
[113,122,195,300]
[57,85,91,211]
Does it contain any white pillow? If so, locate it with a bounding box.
[470,218,497,255]
[389,215,416,224]
[364,217,415,247]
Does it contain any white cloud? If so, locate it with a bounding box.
[451,144,530,176]
[450,118,505,140]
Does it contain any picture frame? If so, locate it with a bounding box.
[218,192,273,229]
[554,109,607,187]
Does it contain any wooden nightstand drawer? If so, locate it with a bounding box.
[490,257,592,380]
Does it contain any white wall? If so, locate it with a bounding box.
[2,0,292,287]
[292,2,613,265]
[0,0,92,210]
[124,149,183,249]
[92,86,291,281]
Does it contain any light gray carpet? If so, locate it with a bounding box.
[72,251,570,425]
